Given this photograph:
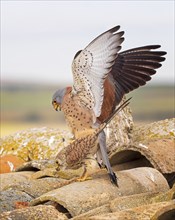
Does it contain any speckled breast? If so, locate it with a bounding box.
[62,93,94,137]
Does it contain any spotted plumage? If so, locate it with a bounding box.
[56,98,130,176]
[52,26,166,185]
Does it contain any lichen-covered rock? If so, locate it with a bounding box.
[86,200,175,220]
[31,167,169,217]
[0,189,32,212]
[1,115,174,219]
[2,177,74,198]
[0,171,34,191]
[108,117,174,159]
[132,118,175,142]
[109,118,175,178]
[0,127,73,162]
[110,138,175,174]
[0,205,68,220]
[73,184,175,220]
[15,158,86,180]
[0,154,24,173]
[72,204,111,220]
[15,159,59,172]
[106,99,134,153]
[151,202,175,220]
[110,183,175,212]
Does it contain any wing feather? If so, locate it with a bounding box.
[112,45,166,104]
[72,26,124,118]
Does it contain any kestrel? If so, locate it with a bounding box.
[56,98,131,184]
[52,26,166,185]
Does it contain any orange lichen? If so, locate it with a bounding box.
[0,155,25,174]
[14,201,29,209]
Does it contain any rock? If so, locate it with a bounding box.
[109,118,175,186]
[73,184,175,219]
[106,98,134,153]
[0,155,24,174]
[15,158,86,180]
[0,205,68,220]
[0,127,72,162]
[86,200,175,220]
[132,118,175,142]
[110,183,175,212]
[0,117,174,219]
[110,138,175,174]
[0,189,32,212]
[151,202,175,220]
[0,171,34,191]
[3,177,77,198]
[30,167,169,217]
[72,204,111,220]
[15,159,59,172]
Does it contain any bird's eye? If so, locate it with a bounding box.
[52,100,56,105]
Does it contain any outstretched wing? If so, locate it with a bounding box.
[112,45,167,105]
[71,26,124,118]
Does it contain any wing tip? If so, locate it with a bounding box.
[110,25,121,33]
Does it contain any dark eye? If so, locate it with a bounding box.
[52,100,57,105]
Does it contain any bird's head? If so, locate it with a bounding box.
[52,88,66,111]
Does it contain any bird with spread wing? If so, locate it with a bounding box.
[52,26,166,185]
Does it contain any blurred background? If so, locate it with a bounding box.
[1,1,174,137]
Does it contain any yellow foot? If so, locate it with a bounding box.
[75,167,93,182]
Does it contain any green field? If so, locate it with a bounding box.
[126,85,174,121]
[1,84,174,137]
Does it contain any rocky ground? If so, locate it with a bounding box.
[0,113,175,219]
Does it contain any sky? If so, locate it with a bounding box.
[1,0,174,86]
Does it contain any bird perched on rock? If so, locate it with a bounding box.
[56,98,131,185]
[52,26,166,185]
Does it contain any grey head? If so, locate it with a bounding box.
[52,88,66,111]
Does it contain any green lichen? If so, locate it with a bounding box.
[0,127,73,161]
[133,118,175,143]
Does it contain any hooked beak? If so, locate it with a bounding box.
[52,101,61,111]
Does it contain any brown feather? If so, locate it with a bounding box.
[97,75,116,123]
[61,88,94,138]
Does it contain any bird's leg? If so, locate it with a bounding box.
[76,164,92,182]
[98,130,118,186]
[76,157,100,182]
